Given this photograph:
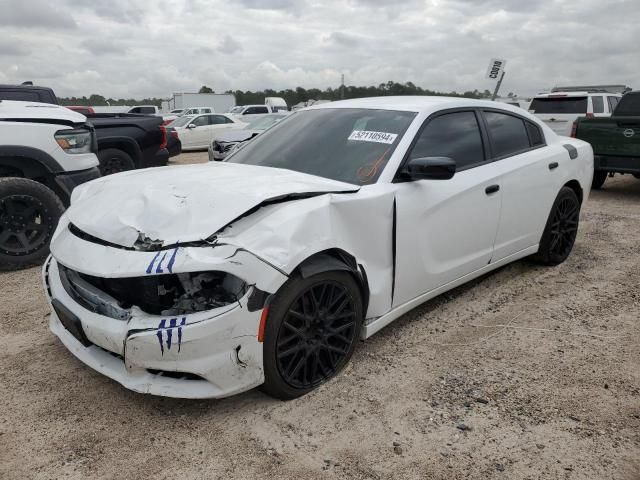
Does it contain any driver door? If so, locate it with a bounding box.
[393,110,502,307]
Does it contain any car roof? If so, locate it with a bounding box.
[306,95,530,114]
[534,92,597,98]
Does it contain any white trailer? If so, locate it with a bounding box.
[166,93,236,113]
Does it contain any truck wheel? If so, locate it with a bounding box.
[592,170,608,190]
[532,187,580,266]
[0,178,64,271]
[261,271,363,400]
[98,148,135,175]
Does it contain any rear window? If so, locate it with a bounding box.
[613,93,640,116]
[529,97,588,114]
[0,90,42,102]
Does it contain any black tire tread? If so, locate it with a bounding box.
[0,177,64,271]
[98,148,135,175]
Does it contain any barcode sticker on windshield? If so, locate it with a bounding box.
[348,130,398,144]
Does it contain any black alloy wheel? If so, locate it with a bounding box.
[533,186,580,266]
[276,281,358,389]
[262,271,363,399]
[0,178,64,271]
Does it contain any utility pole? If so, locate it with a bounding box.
[341,74,345,100]
[492,71,506,101]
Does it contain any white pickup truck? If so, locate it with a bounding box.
[0,100,100,269]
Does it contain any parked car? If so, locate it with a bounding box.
[171,113,244,151]
[208,113,288,161]
[0,84,171,175]
[127,105,161,115]
[228,104,273,116]
[0,100,100,270]
[0,83,57,103]
[529,91,621,136]
[42,96,593,400]
[163,107,215,125]
[573,91,640,189]
[66,106,95,115]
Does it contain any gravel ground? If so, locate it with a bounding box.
[1,155,639,479]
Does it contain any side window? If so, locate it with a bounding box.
[224,116,235,124]
[526,121,545,146]
[592,96,604,114]
[256,106,269,114]
[203,108,212,113]
[210,115,226,124]
[140,106,156,114]
[484,111,530,158]
[244,107,256,114]
[192,115,209,127]
[129,107,141,113]
[607,96,619,112]
[409,111,484,170]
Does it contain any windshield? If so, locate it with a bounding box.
[228,108,416,185]
[170,109,183,114]
[530,97,587,114]
[170,115,195,127]
[245,114,285,130]
[229,106,244,114]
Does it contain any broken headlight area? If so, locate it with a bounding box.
[58,264,247,318]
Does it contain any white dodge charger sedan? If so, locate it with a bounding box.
[42,97,593,400]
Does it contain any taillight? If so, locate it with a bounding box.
[570,121,578,138]
[159,125,167,149]
[170,130,178,139]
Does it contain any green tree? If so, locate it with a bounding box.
[199,85,214,93]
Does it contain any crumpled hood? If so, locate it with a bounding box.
[66,162,359,248]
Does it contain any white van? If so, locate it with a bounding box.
[529,91,621,136]
[265,97,288,112]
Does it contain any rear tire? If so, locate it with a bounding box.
[98,148,135,175]
[261,271,363,400]
[0,178,64,271]
[591,170,607,190]
[532,187,580,266]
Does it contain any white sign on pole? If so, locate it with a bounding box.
[486,58,507,80]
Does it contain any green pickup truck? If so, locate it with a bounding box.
[573,91,640,189]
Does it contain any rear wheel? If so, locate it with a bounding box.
[532,187,580,266]
[0,178,64,271]
[592,170,608,189]
[98,148,135,175]
[262,271,363,400]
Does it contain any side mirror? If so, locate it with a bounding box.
[402,157,456,180]
[187,123,197,129]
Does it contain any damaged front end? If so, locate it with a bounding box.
[58,264,247,317]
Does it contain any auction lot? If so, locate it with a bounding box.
[1,153,639,480]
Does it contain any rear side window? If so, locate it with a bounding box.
[592,96,604,114]
[409,111,485,170]
[484,111,530,158]
[529,97,588,114]
[192,115,209,127]
[526,121,545,146]
[613,93,640,116]
[607,96,620,112]
[138,106,156,114]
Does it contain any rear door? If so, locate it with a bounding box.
[530,95,588,137]
[482,110,566,261]
[181,114,210,148]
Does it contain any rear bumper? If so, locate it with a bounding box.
[54,166,101,205]
[141,148,170,168]
[594,155,640,174]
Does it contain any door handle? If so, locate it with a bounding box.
[485,185,500,195]
[549,162,559,170]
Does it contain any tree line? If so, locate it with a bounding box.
[59,81,515,107]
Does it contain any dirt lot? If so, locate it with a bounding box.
[1,154,639,479]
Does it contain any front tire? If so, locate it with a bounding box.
[592,170,607,190]
[262,271,363,400]
[532,187,580,266]
[0,178,64,271]
[98,148,135,175]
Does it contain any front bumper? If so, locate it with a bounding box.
[43,223,288,399]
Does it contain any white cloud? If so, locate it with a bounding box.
[0,0,636,98]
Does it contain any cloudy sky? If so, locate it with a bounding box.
[0,0,636,99]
